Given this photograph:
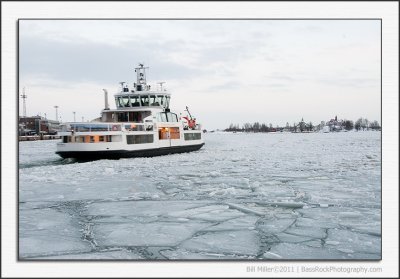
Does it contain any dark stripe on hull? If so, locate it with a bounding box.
[56,143,205,160]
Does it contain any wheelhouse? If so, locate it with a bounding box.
[114,94,171,109]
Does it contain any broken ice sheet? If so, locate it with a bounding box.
[284,226,327,239]
[93,221,210,247]
[265,243,348,259]
[257,218,295,235]
[179,230,260,256]
[202,215,260,232]
[274,232,315,243]
[34,248,143,259]
[86,200,206,218]
[19,208,91,258]
[19,132,381,259]
[160,248,252,260]
[325,228,381,255]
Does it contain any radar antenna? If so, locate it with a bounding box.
[157,82,166,91]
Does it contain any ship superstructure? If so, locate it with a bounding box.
[56,64,204,159]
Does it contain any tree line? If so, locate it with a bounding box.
[224,117,381,133]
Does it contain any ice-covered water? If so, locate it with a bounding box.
[19,131,381,260]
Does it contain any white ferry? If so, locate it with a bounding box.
[56,64,204,160]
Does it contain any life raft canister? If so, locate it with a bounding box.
[112,125,119,131]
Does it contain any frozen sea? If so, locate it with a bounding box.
[19,131,381,260]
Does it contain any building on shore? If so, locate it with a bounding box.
[19,116,61,136]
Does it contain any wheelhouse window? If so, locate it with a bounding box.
[140,95,149,106]
[157,95,165,106]
[149,95,160,106]
[165,96,171,108]
[116,97,124,108]
[130,95,140,107]
[122,96,130,107]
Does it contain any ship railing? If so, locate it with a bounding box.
[60,123,122,132]
[60,122,154,133]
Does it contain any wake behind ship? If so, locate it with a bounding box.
[56,64,204,160]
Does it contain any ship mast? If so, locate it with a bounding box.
[134,63,149,91]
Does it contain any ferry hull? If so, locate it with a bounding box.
[56,143,205,160]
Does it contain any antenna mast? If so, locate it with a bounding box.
[134,63,149,91]
[20,87,27,117]
[157,82,166,91]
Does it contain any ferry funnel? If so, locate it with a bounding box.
[102,89,110,110]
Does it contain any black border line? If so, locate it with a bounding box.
[16,18,383,264]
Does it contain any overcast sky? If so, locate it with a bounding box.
[19,20,380,130]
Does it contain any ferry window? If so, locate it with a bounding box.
[169,127,180,139]
[122,96,130,107]
[90,136,95,143]
[125,124,145,131]
[116,97,124,108]
[126,134,154,144]
[165,112,178,122]
[157,95,165,106]
[160,113,167,122]
[74,124,90,132]
[149,95,160,106]
[130,95,140,107]
[140,95,149,106]
[184,133,201,141]
[90,124,109,131]
[106,135,112,142]
[165,96,170,108]
[63,136,68,143]
[171,113,178,122]
[112,135,122,142]
[117,113,128,122]
[76,136,84,143]
[133,112,142,122]
[99,136,104,142]
[158,128,168,140]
